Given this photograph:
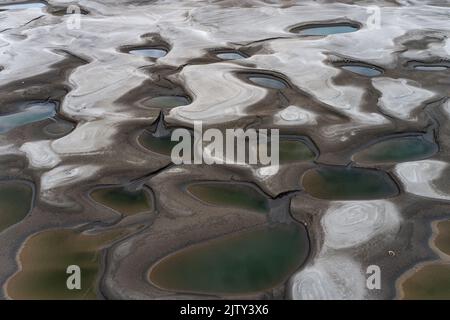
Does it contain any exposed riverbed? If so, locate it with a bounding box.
[0,0,449,300]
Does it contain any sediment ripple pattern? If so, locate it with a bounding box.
[20,140,61,169]
[372,78,435,120]
[168,63,268,124]
[291,255,365,300]
[395,160,450,201]
[322,201,401,250]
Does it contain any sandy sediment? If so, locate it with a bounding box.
[168,63,268,125]
[291,254,366,300]
[322,200,401,250]
[394,160,450,201]
[20,140,61,169]
[290,199,401,300]
[274,105,318,126]
[372,78,436,120]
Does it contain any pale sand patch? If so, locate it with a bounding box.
[372,78,435,120]
[394,160,450,201]
[442,99,450,117]
[322,200,401,250]
[168,63,267,125]
[51,120,118,155]
[20,140,60,169]
[274,105,317,126]
[0,143,20,155]
[40,164,100,191]
[291,255,365,300]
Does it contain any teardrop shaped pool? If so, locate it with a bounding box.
[148,224,309,295]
